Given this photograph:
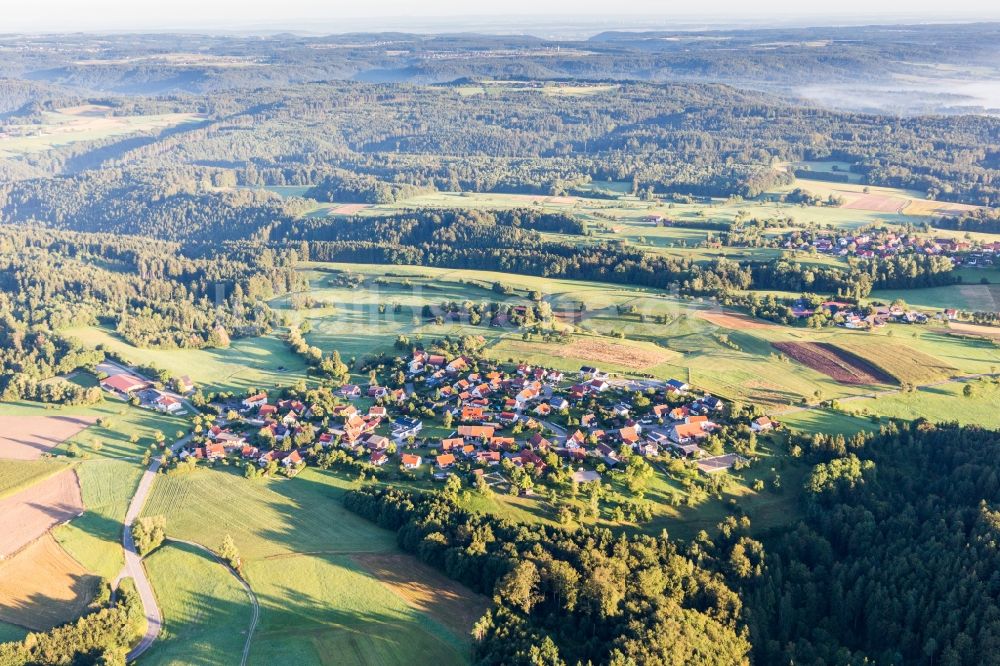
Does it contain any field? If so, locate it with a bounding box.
[870,282,1000,311]
[55,460,143,579]
[0,533,99,631]
[0,468,83,559]
[142,466,477,666]
[62,326,310,395]
[0,414,96,460]
[940,321,1000,341]
[844,379,1000,428]
[0,459,69,499]
[773,342,896,385]
[352,553,490,639]
[830,340,957,384]
[0,105,204,157]
[142,541,253,666]
[696,310,781,331]
[488,335,678,372]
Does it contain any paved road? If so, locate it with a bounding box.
[167,538,259,666]
[120,434,190,662]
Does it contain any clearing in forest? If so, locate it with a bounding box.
[353,552,490,639]
[0,415,96,460]
[0,468,84,559]
[772,342,896,385]
[0,533,99,631]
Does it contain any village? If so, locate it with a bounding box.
[97,348,775,503]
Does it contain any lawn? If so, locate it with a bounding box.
[61,326,310,395]
[776,408,875,436]
[143,541,253,666]
[54,459,143,580]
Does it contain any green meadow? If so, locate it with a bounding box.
[142,466,474,666]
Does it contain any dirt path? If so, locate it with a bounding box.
[166,538,259,666]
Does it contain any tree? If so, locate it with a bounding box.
[219,534,242,573]
[497,561,541,614]
[132,516,166,556]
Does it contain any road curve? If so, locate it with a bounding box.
[121,435,190,662]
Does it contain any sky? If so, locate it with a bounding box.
[3,0,999,33]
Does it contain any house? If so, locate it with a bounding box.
[619,426,640,446]
[533,403,552,417]
[670,422,709,445]
[441,437,465,451]
[259,404,278,418]
[240,445,260,459]
[700,396,724,412]
[665,379,689,393]
[339,384,362,399]
[391,417,423,441]
[205,443,225,461]
[436,453,456,469]
[549,397,569,411]
[589,379,610,392]
[447,357,469,373]
[173,376,195,394]
[637,441,659,457]
[154,394,183,414]
[461,406,485,422]
[401,454,422,469]
[100,373,150,396]
[242,393,268,409]
[282,450,304,470]
[499,411,518,425]
[476,450,501,465]
[364,435,390,451]
[368,385,388,398]
[368,405,388,419]
[370,451,389,466]
[652,404,671,420]
[579,366,599,378]
[613,403,630,418]
[751,416,774,432]
[567,430,587,449]
[944,308,959,321]
[457,425,495,441]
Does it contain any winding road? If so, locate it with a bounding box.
[120,434,190,662]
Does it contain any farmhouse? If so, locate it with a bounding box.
[243,393,268,409]
[100,373,149,396]
[751,416,774,432]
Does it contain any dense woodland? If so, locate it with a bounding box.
[748,423,1000,665]
[345,486,752,665]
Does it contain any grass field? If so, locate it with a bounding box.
[143,541,253,666]
[62,326,309,395]
[0,105,203,157]
[845,379,1000,428]
[778,409,876,436]
[0,621,28,644]
[54,460,143,580]
[142,466,476,665]
[0,459,69,499]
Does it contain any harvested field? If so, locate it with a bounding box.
[0,533,98,631]
[832,341,956,385]
[902,199,978,216]
[773,342,896,385]
[496,336,677,370]
[841,193,905,213]
[941,322,1000,341]
[0,468,84,559]
[0,415,96,460]
[957,285,999,312]
[329,203,369,215]
[696,310,781,331]
[353,552,490,638]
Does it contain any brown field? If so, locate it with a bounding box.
[0,468,84,559]
[330,203,370,215]
[841,193,906,213]
[832,341,957,385]
[545,196,577,204]
[773,342,896,385]
[939,321,1000,341]
[0,533,99,631]
[499,336,677,370]
[902,199,979,216]
[696,310,781,331]
[0,415,96,460]
[353,552,490,638]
